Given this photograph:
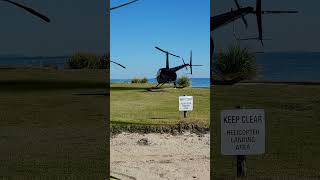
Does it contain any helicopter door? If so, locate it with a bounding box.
[156,69,162,83]
[157,69,161,77]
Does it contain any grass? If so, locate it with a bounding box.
[4,67,320,178]
[0,68,108,178]
[110,83,210,127]
[212,84,320,179]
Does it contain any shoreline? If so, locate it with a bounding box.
[111,122,210,136]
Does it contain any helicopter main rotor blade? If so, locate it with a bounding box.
[110,60,126,69]
[262,10,298,14]
[110,0,139,10]
[155,46,180,58]
[234,0,248,28]
[240,37,272,41]
[256,0,263,46]
[182,58,186,65]
[182,58,188,70]
[155,46,166,53]
[1,0,50,23]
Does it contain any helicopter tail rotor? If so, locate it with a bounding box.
[182,58,188,71]
[190,51,192,75]
[253,0,298,46]
[189,50,203,75]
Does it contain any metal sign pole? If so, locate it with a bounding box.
[237,155,246,177]
[183,95,187,118]
[235,106,246,178]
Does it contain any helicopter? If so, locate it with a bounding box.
[1,0,50,23]
[210,0,298,56]
[154,46,202,88]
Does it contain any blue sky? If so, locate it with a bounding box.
[111,0,210,79]
[0,1,107,56]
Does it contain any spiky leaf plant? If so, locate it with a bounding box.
[214,45,257,84]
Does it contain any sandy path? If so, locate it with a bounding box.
[111,132,210,180]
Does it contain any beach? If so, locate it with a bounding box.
[110,132,210,180]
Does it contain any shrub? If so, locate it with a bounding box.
[177,76,191,88]
[140,77,149,83]
[214,45,257,83]
[66,52,107,69]
[131,77,149,84]
[131,78,141,83]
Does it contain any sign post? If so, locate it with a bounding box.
[220,108,265,177]
[179,95,193,118]
[237,154,246,177]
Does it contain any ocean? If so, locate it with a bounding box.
[111,78,210,88]
[1,52,320,86]
[255,52,320,81]
[0,56,68,69]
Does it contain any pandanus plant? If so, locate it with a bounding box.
[213,45,257,85]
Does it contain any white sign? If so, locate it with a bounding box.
[179,96,193,111]
[221,109,265,155]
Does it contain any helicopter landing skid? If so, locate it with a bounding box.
[155,83,165,88]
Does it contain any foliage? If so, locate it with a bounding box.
[131,78,141,83]
[131,77,149,84]
[111,83,209,126]
[66,52,107,69]
[214,45,257,83]
[177,76,191,88]
[140,77,149,83]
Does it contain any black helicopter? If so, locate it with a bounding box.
[1,0,50,23]
[210,0,298,56]
[155,46,202,88]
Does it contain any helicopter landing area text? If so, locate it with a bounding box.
[221,109,265,155]
[179,96,193,111]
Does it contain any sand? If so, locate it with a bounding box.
[110,132,210,180]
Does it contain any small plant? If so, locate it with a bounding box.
[214,45,257,84]
[66,52,107,69]
[177,76,191,88]
[131,77,149,84]
[140,77,149,83]
[131,78,141,83]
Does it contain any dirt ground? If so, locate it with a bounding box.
[110,132,210,180]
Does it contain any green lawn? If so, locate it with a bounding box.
[212,84,320,179]
[110,83,210,126]
[5,68,320,178]
[0,68,108,178]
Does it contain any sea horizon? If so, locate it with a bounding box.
[2,52,320,82]
[111,78,211,88]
